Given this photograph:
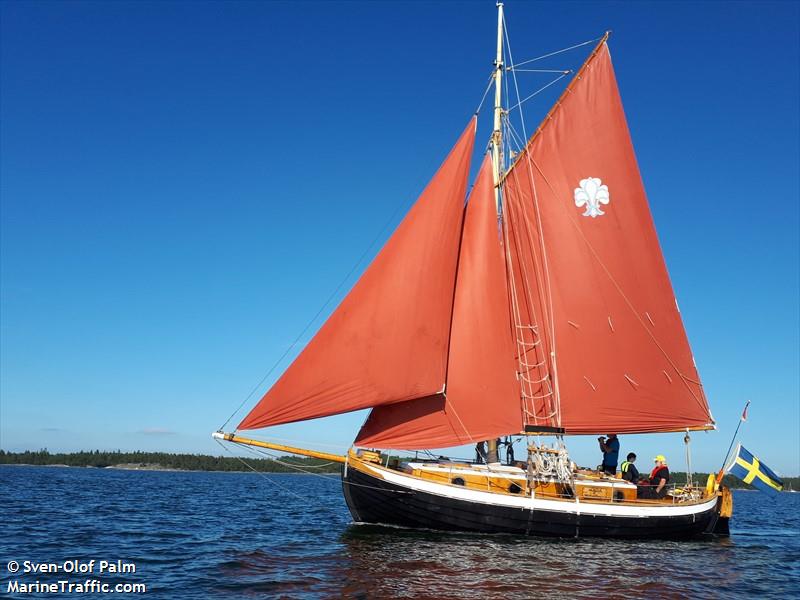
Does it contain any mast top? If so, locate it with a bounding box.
[501,31,611,184]
[491,1,505,211]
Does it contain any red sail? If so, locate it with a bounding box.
[503,43,713,434]
[356,156,523,449]
[238,119,476,430]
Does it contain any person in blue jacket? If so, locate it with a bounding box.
[598,434,620,475]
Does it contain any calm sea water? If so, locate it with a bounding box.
[1,466,798,599]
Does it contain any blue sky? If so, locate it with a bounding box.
[1,1,798,475]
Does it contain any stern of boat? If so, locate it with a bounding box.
[709,485,733,536]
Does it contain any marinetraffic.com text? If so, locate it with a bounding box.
[5,559,146,594]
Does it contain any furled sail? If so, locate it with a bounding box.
[238,119,476,430]
[356,156,523,449]
[503,42,713,434]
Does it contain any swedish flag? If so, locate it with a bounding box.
[727,444,783,497]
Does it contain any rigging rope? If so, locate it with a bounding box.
[443,393,476,445]
[502,16,562,428]
[474,71,497,116]
[234,441,341,479]
[509,37,601,69]
[503,132,562,427]
[213,437,314,501]
[497,36,541,425]
[506,73,571,114]
[509,68,572,74]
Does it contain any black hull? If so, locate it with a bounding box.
[342,463,723,540]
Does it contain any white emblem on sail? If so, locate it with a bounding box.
[574,177,610,218]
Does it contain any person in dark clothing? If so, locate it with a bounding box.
[475,441,487,464]
[620,452,639,483]
[598,434,620,475]
[638,455,670,499]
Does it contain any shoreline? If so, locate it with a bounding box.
[0,463,340,475]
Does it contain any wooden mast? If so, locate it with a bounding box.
[491,1,505,209]
[486,1,505,465]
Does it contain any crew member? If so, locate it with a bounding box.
[639,455,670,499]
[475,441,487,464]
[597,434,620,475]
[620,452,639,483]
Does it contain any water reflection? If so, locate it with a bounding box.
[336,516,774,599]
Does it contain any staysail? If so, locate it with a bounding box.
[503,41,713,434]
[238,119,476,430]
[356,156,523,449]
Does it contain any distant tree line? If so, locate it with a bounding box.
[1,450,796,490]
[0,449,342,473]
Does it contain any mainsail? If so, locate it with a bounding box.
[238,119,476,430]
[503,41,713,434]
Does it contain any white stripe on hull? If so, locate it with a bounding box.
[363,462,718,519]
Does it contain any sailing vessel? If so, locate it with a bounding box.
[214,4,732,538]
